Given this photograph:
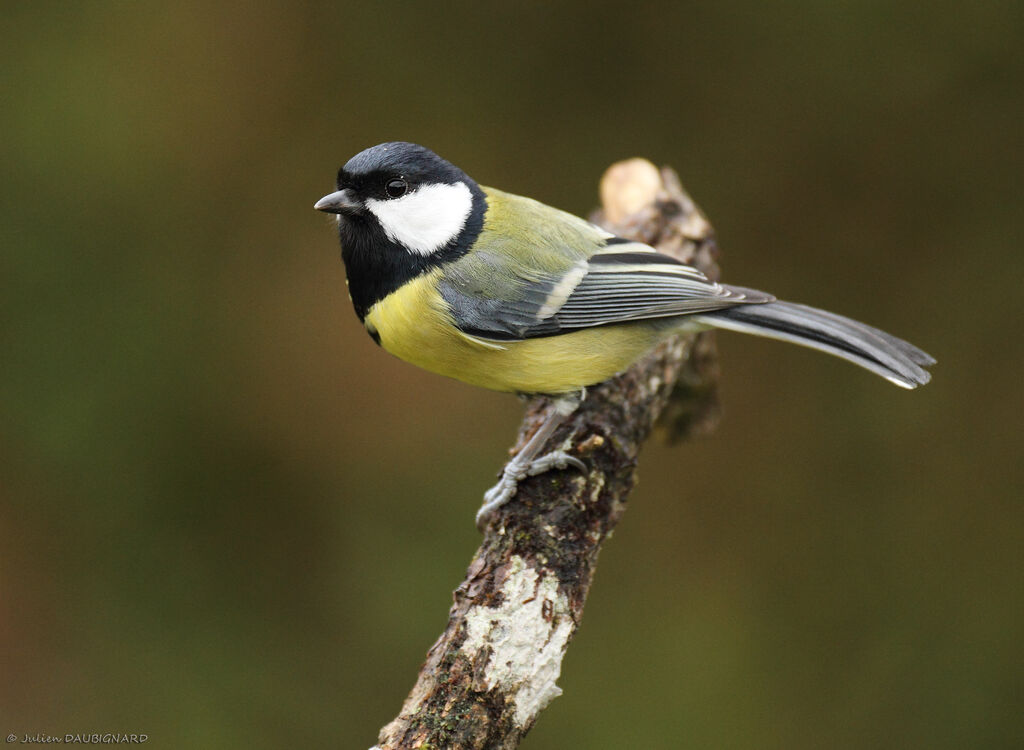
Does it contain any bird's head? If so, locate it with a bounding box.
[315,141,484,257]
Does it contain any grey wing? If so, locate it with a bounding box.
[440,241,773,341]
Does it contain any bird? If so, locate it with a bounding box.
[314,142,933,529]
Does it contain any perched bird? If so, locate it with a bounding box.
[315,142,933,528]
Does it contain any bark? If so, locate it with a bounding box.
[372,159,723,750]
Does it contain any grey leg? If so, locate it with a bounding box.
[476,392,587,530]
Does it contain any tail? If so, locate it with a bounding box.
[697,297,934,389]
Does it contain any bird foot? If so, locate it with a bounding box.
[476,450,587,531]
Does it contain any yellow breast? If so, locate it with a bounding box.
[364,271,665,394]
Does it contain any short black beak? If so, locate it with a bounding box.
[314,188,362,214]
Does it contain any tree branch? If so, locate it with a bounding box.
[372,159,723,750]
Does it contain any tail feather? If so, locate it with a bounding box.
[698,299,934,389]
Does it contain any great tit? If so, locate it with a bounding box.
[315,142,933,528]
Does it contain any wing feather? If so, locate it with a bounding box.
[439,189,771,340]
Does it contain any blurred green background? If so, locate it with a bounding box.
[3,1,1022,747]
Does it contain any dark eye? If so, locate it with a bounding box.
[385,178,408,198]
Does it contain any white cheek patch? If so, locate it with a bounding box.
[366,181,474,255]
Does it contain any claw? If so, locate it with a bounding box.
[524,450,587,476]
[476,449,588,531]
[475,393,587,531]
[476,476,519,531]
